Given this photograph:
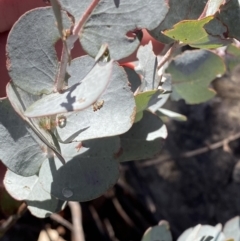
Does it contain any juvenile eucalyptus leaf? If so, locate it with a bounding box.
[24,60,114,117]
[118,111,167,162]
[0,98,48,176]
[135,41,160,91]
[177,224,225,241]
[142,222,172,241]
[167,49,226,104]
[148,74,172,113]
[58,0,92,23]
[163,16,230,49]
[225,44,240,71]
[39,137,120,201]
[4,169,66,218]
[26,181,66,218]
[134,75,171,123]
[150,0,207,44]
[49,0,64,38]
[79,0,168,60]
[123,66,141,93]
[6,83,65,165]
[6,7,71,95]
[202,0,225,17]
[223,216,240,241]
[4,170,38,200]
[203,18,228,39]
[157,108,187,122]
[134,90,159,122]
[217,0,240,41]
[56,56,136,142]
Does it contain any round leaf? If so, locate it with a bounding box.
[4,169,66,218]
[167,49,226,104]
[56,56,136,142]
[78,0,168,60]
[39,137,120,201]
[4,170,38,200]
[0,99,47,176]
[6,83,65,166]
[142,222,172,241]
[163,16,230,49]
[223,216,240,241]
[118,111,167,162]
[6,7,71,95]
[24,60,114,117]
[150,0,206,44]
[217,0,240,41]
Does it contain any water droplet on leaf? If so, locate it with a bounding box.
[62,187,73,198]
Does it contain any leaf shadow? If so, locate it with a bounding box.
[60,83,78,111]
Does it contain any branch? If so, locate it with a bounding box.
[54,0,100,92]
[139,132,240,167]
[103,218,120,241]
[0,202,27,234]
[72,0,100,37]
[68,202,85,241]
[50,213,73,231]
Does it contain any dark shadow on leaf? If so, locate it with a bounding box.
[60,83,79,111]
[0,100,28,141]
[119,111,165,161]
[26,198,65,218]
[123,67,141,93]
[147,90,166,107]
[49,138,119,201]
[61,126,90,143]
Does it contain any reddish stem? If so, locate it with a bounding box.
[54,0,100,92]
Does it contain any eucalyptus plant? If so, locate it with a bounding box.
[141,216,240,241]
[0,0,239,217]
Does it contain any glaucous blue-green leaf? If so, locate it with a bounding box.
[135,41,159,91]
[163,16,230,49]
[134,75,171,122]
[118,111,167,162]
[142,222,172,241]
[156,108,187,121]
[58,0,92,23]
[202,0,225,17]
[49,0,65,38]
[6,7,71,95]
[4,169,38,200]
[134,90,159,122]
[24,60,113,117]
[123,66,141,93]
[223,216,240,241]
[4,169,66,218]
[156,108,187,122]
[39,137,120,201]
[27,181,66,218]
[167,49,226,104]
[79,0,168,60]
[203,18,228,39]
[217,0,240,41]
[56,56,136,142]
[0,98,48,176]
[177,224,225,241]
[6,83,65,165]
[149,0,207,44]
[148,74,172,113]
[225,44,240,71]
